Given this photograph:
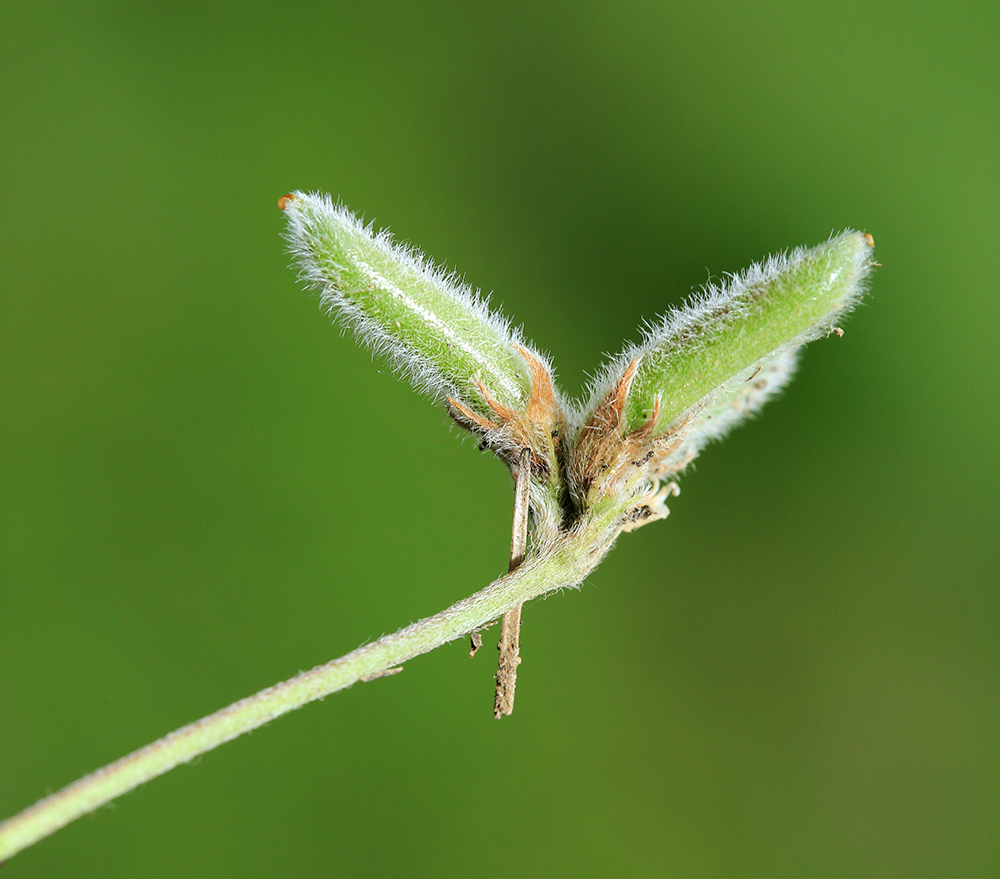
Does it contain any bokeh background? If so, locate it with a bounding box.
[2,1,996,876]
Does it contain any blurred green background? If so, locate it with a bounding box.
[2,0,997,876]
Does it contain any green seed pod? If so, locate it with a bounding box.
[281,192,566,467]
[570,231,875,515]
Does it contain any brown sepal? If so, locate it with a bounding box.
[446,345,566,476]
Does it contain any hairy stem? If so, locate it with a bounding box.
[0,506,625,864]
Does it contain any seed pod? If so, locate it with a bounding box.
[570,231,875,515]
[281,192,566,469]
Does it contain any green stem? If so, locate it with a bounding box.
[0,509,623,864]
